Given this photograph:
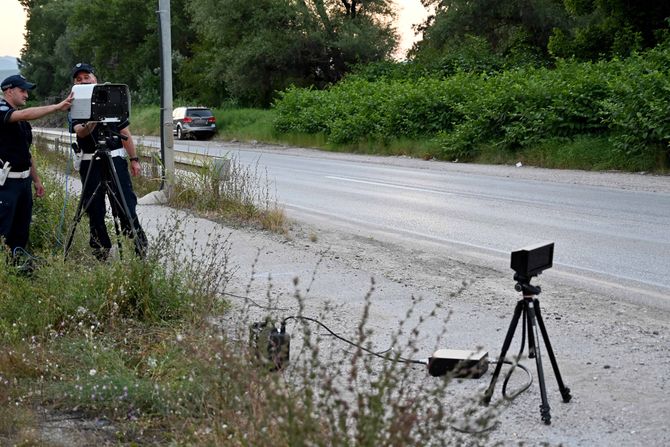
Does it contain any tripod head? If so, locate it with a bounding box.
[93,121,128,152]
[513,272,542,296]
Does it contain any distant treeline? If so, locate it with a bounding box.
[19,0,670,107]
[18,0,670,170]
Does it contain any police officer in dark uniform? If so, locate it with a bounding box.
[0,74,73,254]
[69,63,147,260]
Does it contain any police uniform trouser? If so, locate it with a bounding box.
[79,156,147,259]
[0,177,33,253]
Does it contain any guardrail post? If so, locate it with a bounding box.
[151,153,161,180]
[210,157,231,200]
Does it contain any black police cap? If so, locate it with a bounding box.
[71,62,95,79]
[1,74,36,91]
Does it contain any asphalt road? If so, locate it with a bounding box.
[139,136,667,305]
[38,130,670,306]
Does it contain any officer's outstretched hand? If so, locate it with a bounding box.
[58,92,74,111]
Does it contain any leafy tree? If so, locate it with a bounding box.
[413,0,569,72]
[548,0,670,60]
[186,0,397,107]
[67,0,159,98]
[19,0,77,99]
[19,0,396,106]
[20,0,194,103]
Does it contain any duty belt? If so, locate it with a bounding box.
[81,148,127,161]
[7,169,31,179]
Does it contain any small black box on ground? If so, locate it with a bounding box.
[428,349,489,378]
[249,320,290,371]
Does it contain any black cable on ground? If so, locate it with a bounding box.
[451,314,534,434]
[221,290,291,311]
[284,315,534,436]
[282,315,426,365]
[238,296,535,436]
[449,358,533,435]
[501,320,533,401]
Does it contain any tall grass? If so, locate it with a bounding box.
[166,154,286,232]
[129,104,161,136]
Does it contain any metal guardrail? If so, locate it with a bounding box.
[33,128,230,181]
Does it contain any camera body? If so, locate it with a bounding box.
[510,241,554,278]
[70,83,130,122]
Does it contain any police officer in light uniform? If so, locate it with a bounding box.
[0,74,73,254]
[69,63,147,260]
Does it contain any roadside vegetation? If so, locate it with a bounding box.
[128,41,670,173]
[129,39,670,173]
[274,42,670,172]
[167,155,286,233]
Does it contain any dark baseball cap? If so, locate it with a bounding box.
[71,62,95,79]
[1,74,36,91]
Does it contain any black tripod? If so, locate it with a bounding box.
[482,274,572,424]
[64,126,142,260]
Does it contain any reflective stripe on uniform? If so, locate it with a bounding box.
[80,148,127,161]
[7,169,31,179]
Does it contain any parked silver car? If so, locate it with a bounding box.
[172,106,217,140]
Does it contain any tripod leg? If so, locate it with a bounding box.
[105,157,143,256]
[108,193,125,258]
[64,179,105,260]
[64,162,96,259]
[534,299,572,403]
[63,195,87,259]
[527,299,551,424]
[96,152,145,259]
[482,299,524,406]
[525,296,537,358]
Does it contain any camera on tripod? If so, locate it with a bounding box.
[483,241,571,424]
[70,83,130,123]
[64,83,143,260]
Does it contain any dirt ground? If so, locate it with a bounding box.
[23,154,670,446]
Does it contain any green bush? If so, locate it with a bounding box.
[443,61,615,157]
[272,43,669,170]
[274,76,472,145]
[605,43,670,168]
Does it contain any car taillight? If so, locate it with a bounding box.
[207,117,216,123]
[183,117,193,123]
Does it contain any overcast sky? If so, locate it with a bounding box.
[1,1,26,58]
[0,0,428,60]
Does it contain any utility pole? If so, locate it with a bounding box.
[157,0,174,198]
